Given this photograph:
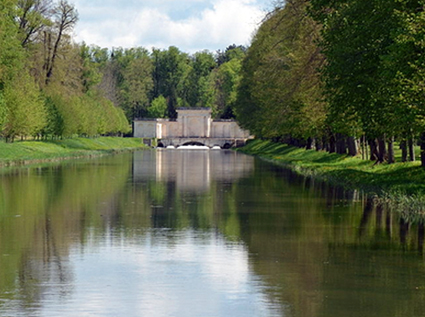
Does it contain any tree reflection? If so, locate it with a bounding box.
[1,151,425,317]
[0,155,132,314]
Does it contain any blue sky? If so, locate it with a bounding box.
[72,0,273,53]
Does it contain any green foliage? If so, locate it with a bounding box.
[235,1,326,139]
[2,70,46,140]
[0,92,7,129]
[0,0,247,140]
[310,0,398,138]
[0,0,25,83]
[216,44,247,65]
[309,0,425,141]
[152,46,191,118]
[16,0,52,47]
[147,95,167,118]
[211,57,242,118]
[118,48,154,119]
[186,50,217,108]
[43,84,130,139]
[80,44,104,92]
[42,95,64,137]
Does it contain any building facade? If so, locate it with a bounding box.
[133,108,252,148]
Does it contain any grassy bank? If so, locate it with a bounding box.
[238,139,425,196]
[0,137,146,166]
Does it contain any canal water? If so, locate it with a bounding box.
[0,149,425,317]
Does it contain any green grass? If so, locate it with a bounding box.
[238,139,425,195]
[0,137,146,166]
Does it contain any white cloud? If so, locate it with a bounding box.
[37,230,279,316]
[73,0,269,52]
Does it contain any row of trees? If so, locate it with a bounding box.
[0,0,246,142]
[234,0,425,166]
[0,0,130,141]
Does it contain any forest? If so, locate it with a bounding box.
[235,0,425,166]
[0,0,246,142]
[2,0,425,166]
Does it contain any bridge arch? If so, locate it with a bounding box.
[182,141,206,147]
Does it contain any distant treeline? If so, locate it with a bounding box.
[0,0,246,142]
[89,43,246,121]
[234,0,425,166]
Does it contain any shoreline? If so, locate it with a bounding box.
[0,137,147,168]
[237,140,425,219]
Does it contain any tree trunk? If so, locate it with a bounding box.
[387,136,394,164]
[323,136,329,152]
[329,133,336,153]
[306,137,314,150]
[400,140,407,162]
[46,1,78,84]
[377,137,386,163]
[336,133,347,154]
[315,137,323,151]
[369,139,378,161]
[347,136,357,156]
[421,132,425,167]
[365,136,369,161]
[408,137,416,162]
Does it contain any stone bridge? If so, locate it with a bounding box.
[133,108,253,148]
[157,137,247,149]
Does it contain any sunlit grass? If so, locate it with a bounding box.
[239,139,425,195]
[0,137,146,165]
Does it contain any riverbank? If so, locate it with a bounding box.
[0,137,146,167]
[238,139,425,196]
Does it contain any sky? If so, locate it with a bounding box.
[72,0,273,53]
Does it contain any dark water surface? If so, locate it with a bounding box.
[1,149,425,317]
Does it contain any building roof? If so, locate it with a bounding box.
[176,107,211,111]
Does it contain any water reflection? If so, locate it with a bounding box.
[0,151,425,316]
[132,149,254,192]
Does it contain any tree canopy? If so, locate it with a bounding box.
[0,1,249,142]
[232,0,425,165]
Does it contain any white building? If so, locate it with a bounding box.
[133,108,252,148]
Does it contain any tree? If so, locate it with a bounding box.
[44,0,78,85]
[185,51,216,107]
[0,0,25,83]
[16,0,52,47]
[211,53,243,118]
[2,70,46,141]
[79,44,105,93]
[147,95,167,118]
[310,0,408,161]
[235,0,326,142]
[381,2,425,166]
[121,48,154,119]
[216,44,247,66]
[152,46,191,118]
[98,51,120,106]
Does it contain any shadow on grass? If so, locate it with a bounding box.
[241,140,425,195]
[312,153,348,163]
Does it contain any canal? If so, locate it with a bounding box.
[0,149,424,316]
